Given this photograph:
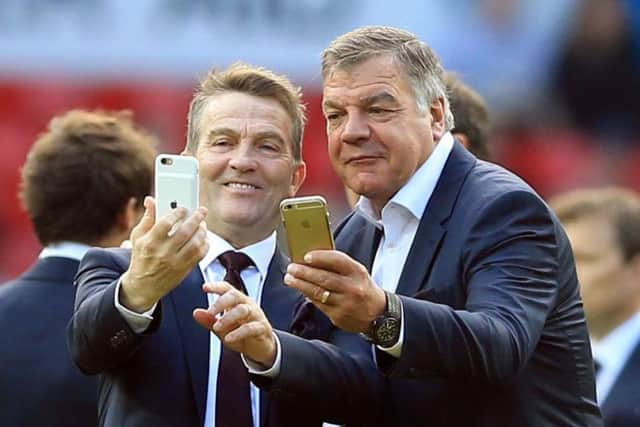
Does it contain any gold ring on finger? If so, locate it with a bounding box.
[320,290,331,304]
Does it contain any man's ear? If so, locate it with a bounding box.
[289,161,307,196]
[118,197,144,232]
[429,97,446,140]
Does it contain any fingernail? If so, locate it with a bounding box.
[304,253,312,263]
[284,273,293,285]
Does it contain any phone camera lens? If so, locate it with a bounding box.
[170,201,177,209]
[160,157,173,165]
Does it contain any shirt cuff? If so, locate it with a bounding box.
[114,277,156,334]
[242,332,282,377]
[376,299,404,358]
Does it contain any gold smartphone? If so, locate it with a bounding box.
[280,196,335,263]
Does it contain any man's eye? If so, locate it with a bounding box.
[259,143,278,152]
[326,112,341,121]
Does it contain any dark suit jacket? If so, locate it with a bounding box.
[0,257,97,427]
[600,341,640,426]
[266,141,603,426]
[67,247,324,427]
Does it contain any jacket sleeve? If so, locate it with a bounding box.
[251,327,385,426]
[380,190,560,384]
[66,248,161,375]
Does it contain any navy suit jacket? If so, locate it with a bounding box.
[270,142,603,426]
[0,257,97,427]
[67,247,324,427]
[600,342,640,426]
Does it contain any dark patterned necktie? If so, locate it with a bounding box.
[215,250,254,427]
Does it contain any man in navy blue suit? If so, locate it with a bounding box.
[216,26,602,426]
[67,63,373,427]
[552,188,640,427]
[0,109,156,426]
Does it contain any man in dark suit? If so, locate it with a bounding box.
[67,63,356,427]
[216,26,602,426]
[552,188,640,427]
[0,110,156,426]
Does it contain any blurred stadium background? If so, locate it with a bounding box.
[1,0,639,281]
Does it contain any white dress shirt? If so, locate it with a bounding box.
[116,230,277,427]
[591,311,640,405]
[356,132,454,357]
[39,241,92,261]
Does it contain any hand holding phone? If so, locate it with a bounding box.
[280,196,335,263]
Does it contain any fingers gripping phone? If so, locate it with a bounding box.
[280,196,335,263]
[154,154,199,222]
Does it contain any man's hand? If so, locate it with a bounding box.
[193,282,277,367]
[284,250,387,333]
[120,196,209,312]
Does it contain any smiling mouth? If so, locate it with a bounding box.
[224,182,259,190]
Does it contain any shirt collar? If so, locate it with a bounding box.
[198,230,276,279]
[356,131,455,225]
[38,241,93,261]
[592,311,640,371]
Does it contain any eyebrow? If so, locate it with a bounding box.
[206,127,238,140]
[253,130,287,145]
[360,91,398,106]
[322,90,399,112]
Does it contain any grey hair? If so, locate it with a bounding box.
[321,26,454,130]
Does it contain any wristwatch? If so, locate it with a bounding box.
[364,290,402,348]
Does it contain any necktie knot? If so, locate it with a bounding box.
[218,251,253,293]
[218,250,253,273]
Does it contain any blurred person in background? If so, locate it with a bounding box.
[200,26,601,426]
[551,188,640,427]
[344,71,492,208]
[552,0,640,140]
[0,109,156,426]
[445,72,492,162]
[67,63,367,427]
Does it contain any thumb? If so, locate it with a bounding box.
[130,196,155,241]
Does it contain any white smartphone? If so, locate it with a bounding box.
[154,154,199,222]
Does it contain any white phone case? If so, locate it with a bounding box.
[154,154,199,222]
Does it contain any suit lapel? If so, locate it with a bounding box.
[335,214,382,271]
[168,267,209,424]
[258,249,300,427]
[259,250,292,330]
[396,141,475,296]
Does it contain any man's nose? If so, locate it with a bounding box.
[228,143,258,171]
[341,112,370,145]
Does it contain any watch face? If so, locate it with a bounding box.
[375,318,400,347]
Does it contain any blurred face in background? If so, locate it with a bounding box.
[564,214,639,339]
[193,91,305,247]
[322,55,445,214]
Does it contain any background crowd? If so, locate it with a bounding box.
[1,0,639,280]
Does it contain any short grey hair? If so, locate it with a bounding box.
[321,26,454,130]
